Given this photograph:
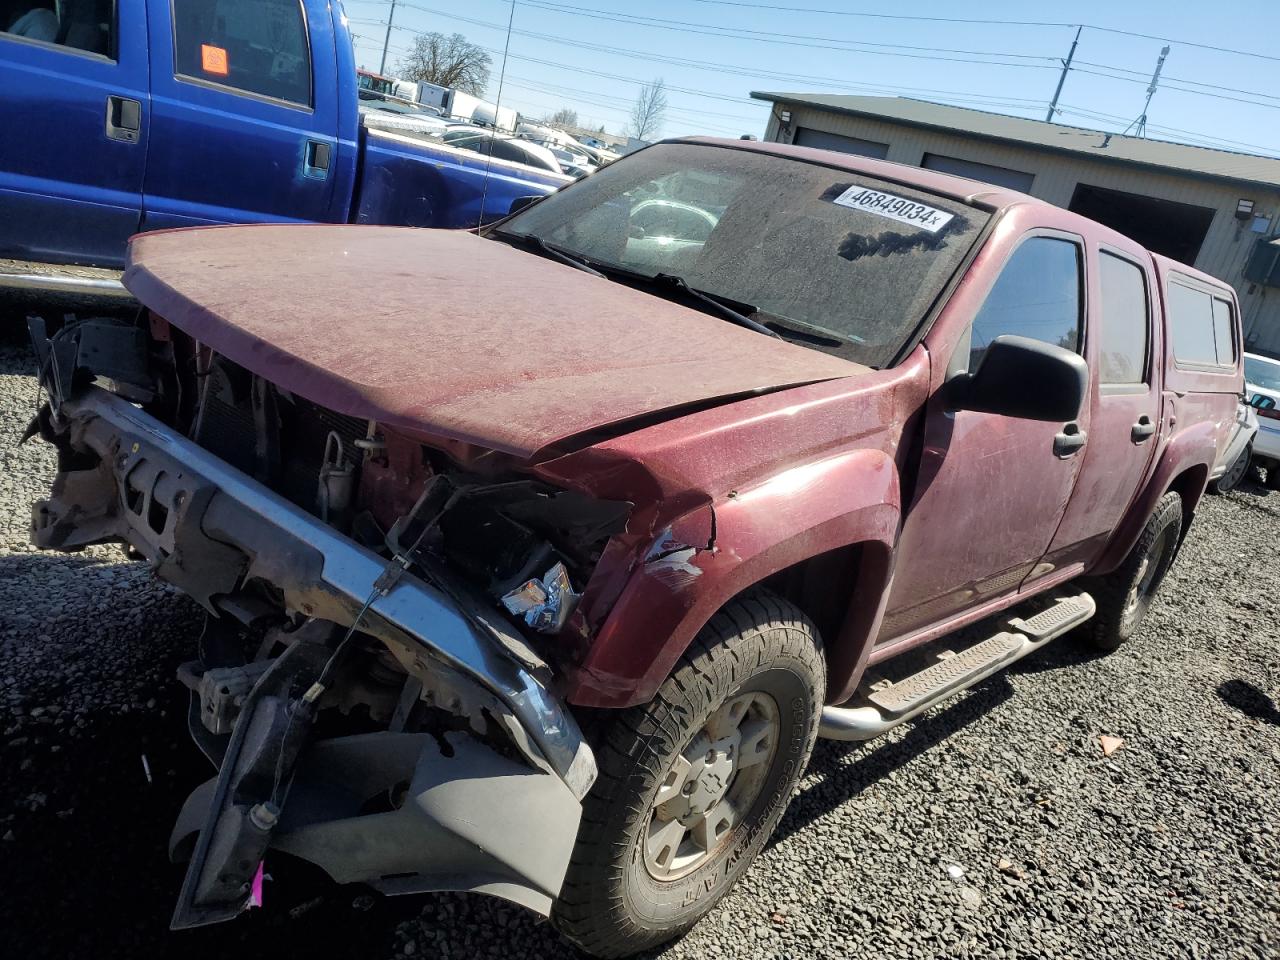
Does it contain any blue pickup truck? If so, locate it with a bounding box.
[0,0,567,295]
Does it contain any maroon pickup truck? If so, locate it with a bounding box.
[27,138,1242,956]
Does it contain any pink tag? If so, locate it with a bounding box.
[247,861,265,909]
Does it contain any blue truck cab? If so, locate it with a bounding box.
[0,0,568,280]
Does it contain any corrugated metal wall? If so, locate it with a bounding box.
[764,106,1280,355]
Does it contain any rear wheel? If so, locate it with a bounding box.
[1082,491,1182,651]
[552,593,824,959]
[1210,444,1251,494]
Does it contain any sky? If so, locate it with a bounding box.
[342,0,1280,157]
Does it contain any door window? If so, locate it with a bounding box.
[1098,252,1150,384]
[969,236,1082,371]
[1211,297,1236,366]
[3,0,114,56]
[172,0,311,106]
[1168,279,1235,367]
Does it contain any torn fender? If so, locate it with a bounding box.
[563,448,900,708]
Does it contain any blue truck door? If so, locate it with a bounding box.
[140,0,345,230]
[0,2,149,267]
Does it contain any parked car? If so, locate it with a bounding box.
[357,91,451,139]
[0,0,569,291]
[27,138,1241,956]
[441,128,564,176]
[624,197,719,272]
[1209,400,1258,493]
[1245,352,1280,488]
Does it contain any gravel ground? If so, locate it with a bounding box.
[2,326,1278,960]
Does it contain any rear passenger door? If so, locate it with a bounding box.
[140,0,344,230]
[0,1,147,267]
[1044,246,1163,567]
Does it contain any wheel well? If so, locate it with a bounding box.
[758,541,891,701]
[1165,463,1208,542]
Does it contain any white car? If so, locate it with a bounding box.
[1209,401,1258,493]
[1245,351,1280,489]
[358,97,451,139]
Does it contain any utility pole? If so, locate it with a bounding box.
[1123,45,1170,138]
[379,0,397,75]
[1045,26,1082,123]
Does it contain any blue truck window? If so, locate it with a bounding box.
[171,0,311,107]
[3,0,114,56]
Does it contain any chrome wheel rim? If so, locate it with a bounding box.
[642,691,780,881]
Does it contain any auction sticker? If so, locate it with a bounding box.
[831,186,954,233]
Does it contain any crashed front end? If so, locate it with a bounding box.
[27,318,616,929]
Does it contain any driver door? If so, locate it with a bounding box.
[882,231,1091,642]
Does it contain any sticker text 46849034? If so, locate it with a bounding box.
[831,186,954,234]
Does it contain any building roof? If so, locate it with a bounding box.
[750,93,1280,191]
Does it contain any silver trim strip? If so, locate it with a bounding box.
[0,270,134,300]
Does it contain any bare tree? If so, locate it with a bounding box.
[628,78,668,140]
[397,32,491,96]
[544,107,579,128]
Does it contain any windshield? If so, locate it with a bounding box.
[1246,355,1280,391]
[498,142,990,365]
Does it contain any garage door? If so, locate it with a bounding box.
[921,153,1035,193]
[793,127,889,160]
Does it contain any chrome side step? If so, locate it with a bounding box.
[819,591,1095,742]
[0,258,133,301]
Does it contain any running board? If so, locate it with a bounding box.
[819,592,1095,742]
[0,258,133,301]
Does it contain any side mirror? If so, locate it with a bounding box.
[951,335,1088,422]
[1249,393,1276,412]
[508,195,543,215]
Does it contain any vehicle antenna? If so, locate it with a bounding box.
[477,1,518,229]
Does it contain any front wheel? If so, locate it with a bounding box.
[552,593,825,959]
[1082,491,1182,651]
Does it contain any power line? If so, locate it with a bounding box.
[521,0,1061,62]
[1075,60,1280,105]
[1071,67,1280,113]
[353,14,1049,118]
[512,0,1063,68]
[679,0,1280,65]
[678,0,1075,29]
[360,7,1050,111]
[1055,103,1280,157]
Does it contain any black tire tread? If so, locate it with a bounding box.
[1082,490,1183,651]
[552,591,824,958]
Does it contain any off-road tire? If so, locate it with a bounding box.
[1082,491,1183,651]
[552,593,825,958]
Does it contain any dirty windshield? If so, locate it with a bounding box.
[499,142,990,367]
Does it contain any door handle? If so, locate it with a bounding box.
[1131,415,1156,442]
[1053,422,1087,458]
[303,140,331,179]
[105,95,141,143]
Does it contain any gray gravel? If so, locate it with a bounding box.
[2,331,1278,959]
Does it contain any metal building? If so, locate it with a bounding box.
[753,93,1280,357]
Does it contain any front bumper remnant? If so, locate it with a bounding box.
[31,387,596,925]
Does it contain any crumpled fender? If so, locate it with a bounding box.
[562,448,900,708]
[1091,418,1217,576]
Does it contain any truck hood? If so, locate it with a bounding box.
[124,224,865,459]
